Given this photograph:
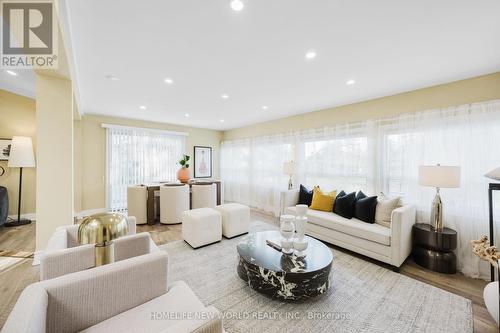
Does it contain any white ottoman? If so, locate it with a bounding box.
[215,203,250,238]
[182,208,222,248]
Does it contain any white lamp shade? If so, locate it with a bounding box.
[418,165,460,188]
[8,136,35,168]
[283,161,296,175]
[485,167,500,181]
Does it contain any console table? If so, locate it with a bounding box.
[412,223,457,274]
[143,180,221,225]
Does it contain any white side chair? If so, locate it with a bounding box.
[160,184,189,224]
[191,184,217,209]
[484,280,499,325]
[127,185,147,225]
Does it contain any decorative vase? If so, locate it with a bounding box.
[176,167,190,183]
[294,216,308,240]
[296,204,308,218]
[280,214,295,254]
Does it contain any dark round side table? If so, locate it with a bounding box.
[412,223,457,274]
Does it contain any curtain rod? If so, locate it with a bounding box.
[101,123,189,136]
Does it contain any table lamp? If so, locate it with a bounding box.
[283,161,296,190]
[418,164,460,231]
[5,136,35,227]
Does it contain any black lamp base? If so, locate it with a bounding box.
[4,219,31,227]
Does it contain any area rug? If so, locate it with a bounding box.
[160,222,473,333]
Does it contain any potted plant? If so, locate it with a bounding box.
[177,154,191,183]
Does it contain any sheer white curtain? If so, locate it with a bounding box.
[106,125,186,211]
[221,134,294,215]
[221,100,500,278]
[379,101,500,278]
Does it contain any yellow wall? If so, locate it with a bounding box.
[75,114,223,211]
[223,72,500,140]
[35,75,74,250]
[0,90,36,216]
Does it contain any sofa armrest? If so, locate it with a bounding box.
[390,204,416,267]
[127,216,137,235]
[114,232,152,261]
[44,227,69,252]
[1,284,48,333]
[41,252,169,333]
[280,189,300,214]
[39,244,95,280]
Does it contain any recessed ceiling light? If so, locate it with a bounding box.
[221,94,229,99]
[6,70,18,76]
[220,119,225,123]
[164,78,174,84]
[305,51,317,59]
[346,79,356,85]
[139,105,147,110]
[105,74,119,81]
[261,105,269,110]
[231,0,244,11]
[184,113,190,117]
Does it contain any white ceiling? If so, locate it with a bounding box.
[4,0,500,130]
[0,69,35,98]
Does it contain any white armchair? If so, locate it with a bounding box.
[34,216,137,266]
[3,252,223,333]
[39,232,160,280]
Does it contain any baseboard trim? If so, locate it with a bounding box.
[7,213,36,222]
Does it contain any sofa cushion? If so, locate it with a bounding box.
[333,191,356,218]
[285,206,391,246]
[354,194,378,224]
[298,184,315,206]
[310,187,336,212]
[82,281,208,333]
[375,194,401,228]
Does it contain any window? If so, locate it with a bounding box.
[304,137,368,193]
[105,125,186,211]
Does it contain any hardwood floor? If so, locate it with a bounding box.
[0,213,497,332]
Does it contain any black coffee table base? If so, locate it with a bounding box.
[237,255,331,301]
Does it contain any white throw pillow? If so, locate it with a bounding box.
[375,194,401,228]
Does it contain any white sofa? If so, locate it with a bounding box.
[281,189,416,269]
[3,252,223,333]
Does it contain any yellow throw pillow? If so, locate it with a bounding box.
[310,187,337,212]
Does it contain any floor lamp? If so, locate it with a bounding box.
[5,136,35,227]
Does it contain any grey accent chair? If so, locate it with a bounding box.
[3,252,223,333]
[39,232,160,280]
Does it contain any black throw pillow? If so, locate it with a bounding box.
[333,191,356,219]
[298,184,314,206]
[354,195,378,223]
[356,191,367,201]
[332,190,346,212]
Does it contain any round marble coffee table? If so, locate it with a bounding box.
[237,230,333,301]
